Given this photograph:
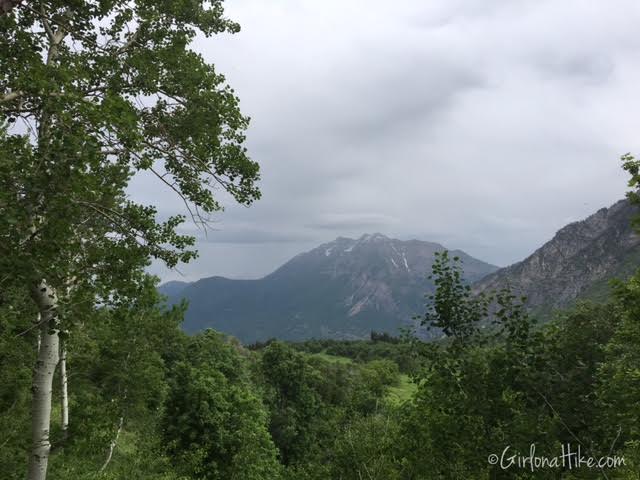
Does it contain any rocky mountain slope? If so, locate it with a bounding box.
[161,233,499,343]
[473,198,640,316]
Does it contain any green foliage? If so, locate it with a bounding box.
[622,152,640,231]
[0,275,189,479]
[288,336,420,373]
[597,273,640,451]
[330,413,402,480]
[541,303,619,447]
[417,251,490,344]
[163,331,282,480]
[2,243,639,480]
[1,3,261,477]
[65,278,181,455]
[386,374,417,406]
[370,330,402,343]
[255,341,405,477]
[0,0,261,327]
[393,245,639,479]
[0,287,34,479]
[48,428,182,480]
[350,359,401,413]
[259,341,323,466]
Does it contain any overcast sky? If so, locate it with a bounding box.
[131,0,640,282]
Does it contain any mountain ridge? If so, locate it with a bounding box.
[473,198,640,315]
[161,233,499,342]
[162,199,640,342]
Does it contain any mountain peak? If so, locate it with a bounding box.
[318,233,393,257]
[358,232,389,242]
[160,200,638,341]
[327,233,391,244]
[164,235,498,342]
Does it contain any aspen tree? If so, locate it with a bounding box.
[0,2,259,478]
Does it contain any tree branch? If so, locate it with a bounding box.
[99,416,124,473]
[39,4,54,41]
[148,166,209,229]
[116,28,141,54]
[0,91,23,104]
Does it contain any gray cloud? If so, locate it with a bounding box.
[196,227,314,244]
[136,0,640,282]
[306,213,400,231]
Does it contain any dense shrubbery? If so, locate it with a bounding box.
[0,279,408,479]
[238,251,640,479]
[281,335,420,373]
[3,256,640,479]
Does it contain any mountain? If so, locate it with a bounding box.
[162,233,499,343]
[473,198,640,316]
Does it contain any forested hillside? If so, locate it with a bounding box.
[4,226,640,479]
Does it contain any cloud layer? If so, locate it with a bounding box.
[130,0,640,281]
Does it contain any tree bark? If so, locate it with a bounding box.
[99,416,124,473]
[26,280,60,480]
[25,8,68,480]
[35,313,41,353]
[59,336,69,440]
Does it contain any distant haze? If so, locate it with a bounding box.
[128,0,640,282]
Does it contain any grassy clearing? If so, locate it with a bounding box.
[386,374,417,405]
[309,352,354,364]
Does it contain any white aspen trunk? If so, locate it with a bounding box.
[59,337,69,440]
[35,313,41,353]
[24,10,68,480]
[99,416,124,473]
[26,280,60,480]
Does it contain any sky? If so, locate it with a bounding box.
[130,0,640,282]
